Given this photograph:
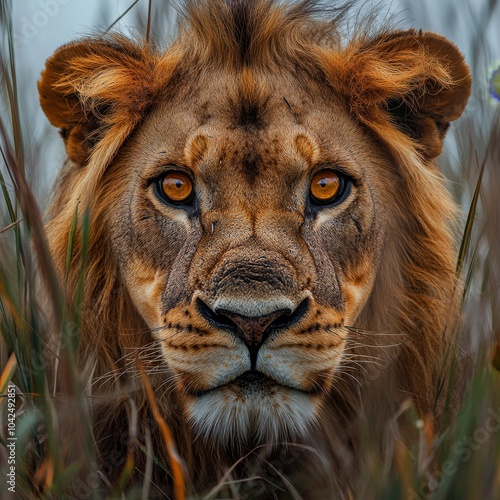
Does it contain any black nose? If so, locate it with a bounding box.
[197,298,309,366]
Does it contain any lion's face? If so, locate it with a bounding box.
[107,71,383,442]
[39,0,471,457]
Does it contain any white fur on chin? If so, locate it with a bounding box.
[187,385,321,446]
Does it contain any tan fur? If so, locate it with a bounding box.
[38,1,471,497]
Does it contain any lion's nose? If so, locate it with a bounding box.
[218,308,289,347]
[197,298,309,365]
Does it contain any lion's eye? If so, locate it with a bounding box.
[158,171,194,204]
[310,169,348,205]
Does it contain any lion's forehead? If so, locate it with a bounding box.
[131,70,366,184]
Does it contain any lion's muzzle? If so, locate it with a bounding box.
[196,296,309,366]
[157,237,342,443]
[196,246,309,361]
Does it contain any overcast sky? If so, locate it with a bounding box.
[7,0,500,199]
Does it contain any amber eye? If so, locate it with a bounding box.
[310,169,343,204]
[159,171,194,204]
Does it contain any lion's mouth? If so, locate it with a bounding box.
[236,369,267,383]
[188,369,319,397]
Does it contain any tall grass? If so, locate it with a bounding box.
[1,0,499,498]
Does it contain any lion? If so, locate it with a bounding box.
[37,0,471,497]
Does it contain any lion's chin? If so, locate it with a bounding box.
[186,372,321,446]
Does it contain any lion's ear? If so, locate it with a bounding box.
[38,36,169,166]
[320,29,471,160]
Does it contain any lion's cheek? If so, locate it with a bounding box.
[339,257,379,325]
[123,262,166,328]
[342,279,375,325]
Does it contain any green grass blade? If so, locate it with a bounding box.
[456,151,486,276]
